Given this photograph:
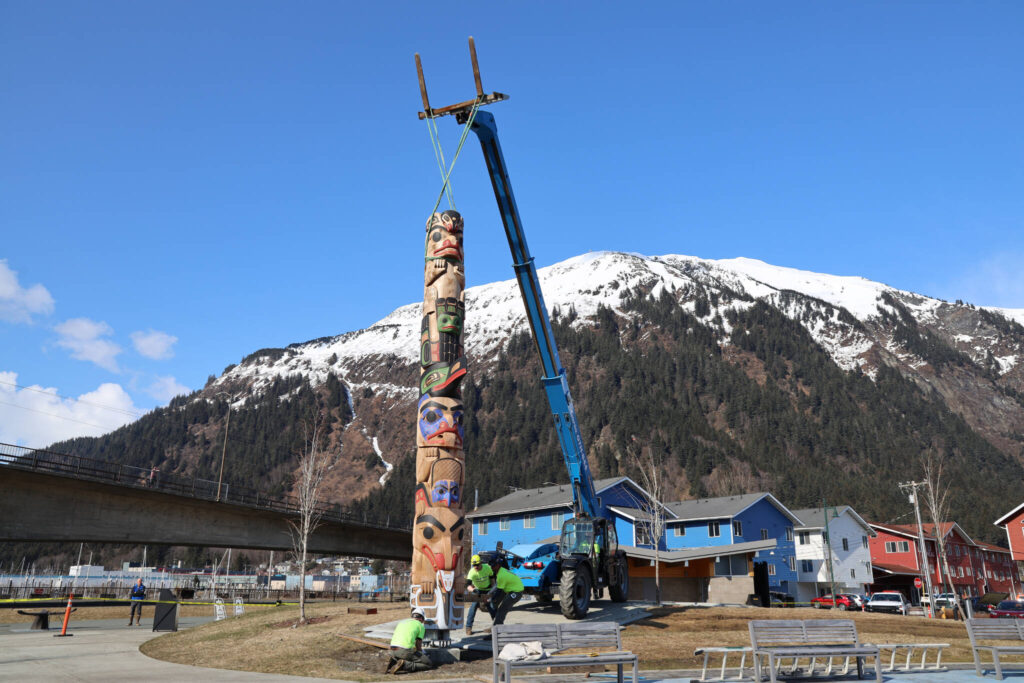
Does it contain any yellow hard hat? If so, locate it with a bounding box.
[471,554,481,565]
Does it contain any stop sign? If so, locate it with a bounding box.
[914,578,923,589]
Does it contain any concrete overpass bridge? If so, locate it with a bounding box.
[0,443,411,560]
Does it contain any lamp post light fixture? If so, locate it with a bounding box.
[215,391,237,502]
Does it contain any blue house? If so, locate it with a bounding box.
[467,480,794,603]
[664,493,801,594]
[465,476,649,552]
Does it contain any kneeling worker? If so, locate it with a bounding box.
[387,608,433,674]
[464,554,493,636]
[486,562,524,626]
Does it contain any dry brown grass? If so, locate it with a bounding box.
[141,601,493,681]
[140,602,984,680]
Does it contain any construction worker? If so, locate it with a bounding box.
[386,608,433,674]
[486,562,524,626]
[464,554,493,636]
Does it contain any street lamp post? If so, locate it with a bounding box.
[215,392,235,501]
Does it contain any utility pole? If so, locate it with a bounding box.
[822,499,837,601]
[900,480,936,617]
[215,392,235,501]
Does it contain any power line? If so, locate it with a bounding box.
[0,378,146,417]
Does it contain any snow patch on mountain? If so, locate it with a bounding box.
[211,251,1024,397]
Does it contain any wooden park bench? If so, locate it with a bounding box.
[967,617,1024,680]
[748,619,881,682]
[491,621,638,683]
[16,608,76,630]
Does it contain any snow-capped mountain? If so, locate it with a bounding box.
[209,251,1024,469]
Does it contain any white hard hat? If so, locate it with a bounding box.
[411,608,426,619]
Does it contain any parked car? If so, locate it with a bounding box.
[990,600,1024,618]
[866,592,908,615]
[811,594,859,610]
[769,591,796,607]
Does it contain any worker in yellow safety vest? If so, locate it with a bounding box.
[486,563,524,626]
[386,608,433,674]
[464,554,494,636]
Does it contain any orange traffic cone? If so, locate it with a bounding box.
[53,594,74,637]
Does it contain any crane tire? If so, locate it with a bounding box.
[559,567,591,619]
[609,556,629,603]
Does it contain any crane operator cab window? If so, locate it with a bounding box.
[561,519,596,557]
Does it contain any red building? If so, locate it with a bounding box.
[867,522,1010,601]
[995,502,1024,597]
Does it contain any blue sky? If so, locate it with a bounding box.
[2,1,1022,445]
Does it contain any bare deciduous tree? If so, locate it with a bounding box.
[627,440,668,605]
[921,453,965,616]
[287,414,335,624]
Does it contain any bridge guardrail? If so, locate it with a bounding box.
[0,442,409,533]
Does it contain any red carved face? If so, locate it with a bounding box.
[413,506,465,571]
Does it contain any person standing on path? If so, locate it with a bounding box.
[386,608,433,674]
[486,564,524,626]
[128,577,146,626]
[464,554,494,636]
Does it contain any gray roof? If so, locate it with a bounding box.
[665,492,801,525]
[466,477,633,518]
[792,506,874,535]
[619,538,777,564]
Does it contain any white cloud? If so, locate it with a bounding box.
[54,318,122,372]
[0,371,140,446]
[131,329,178,360]
[0,259,55,323]
[146,375,190,402]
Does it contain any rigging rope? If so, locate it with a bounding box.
[425,101,481,219]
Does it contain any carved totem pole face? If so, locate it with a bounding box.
[424,211,465,289]
[417,395,464,449]
[413,506,466,572]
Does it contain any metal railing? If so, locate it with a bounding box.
[0,442,409,532]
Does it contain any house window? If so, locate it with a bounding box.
[761,529,769,541]
[714,556,730,576]
[801,560,813,573]
[967,566,972,576]
[958,567,964,577]
[552,512,563,530]
[674,526,685,537]
[842,538,849,552]
[768,564,776,576]
[788,556,796,571]
[499,517,510,531]
[709,522,720,538]
[885,541,910,553]
[636,523,653,546]
[733,521,743,537]
[798,531,810,545]
[786,527,794,542]
[850,568,856,579]
[731,555,748,575]
[524,514,535,529]
[478,521,488,536]
[862,536,868,549]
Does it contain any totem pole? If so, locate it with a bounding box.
[410,210,466,631]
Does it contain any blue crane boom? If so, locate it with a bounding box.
[466,110,600,520]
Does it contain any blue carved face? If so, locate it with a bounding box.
[417,395,463,448]
[431,479,461,507]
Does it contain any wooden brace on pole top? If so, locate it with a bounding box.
[415,36,508,121]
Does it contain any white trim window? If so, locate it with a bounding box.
[673,525,685,537]
[478,520,488,536]
[768,564,776,576]
[801,559,813,573]
[499,516,510,531]
[636,523,653,546]
[524,513,535,529]
[708,521,721,538]
[842,538,849,551]
[761,529,769,541]
[786,527,794,542]
[798,531,810,545]
[885,540,910,553]
[732,521,743,538]
[862,535,869,549]
[787,556,795,571]
[551,512,563,530]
